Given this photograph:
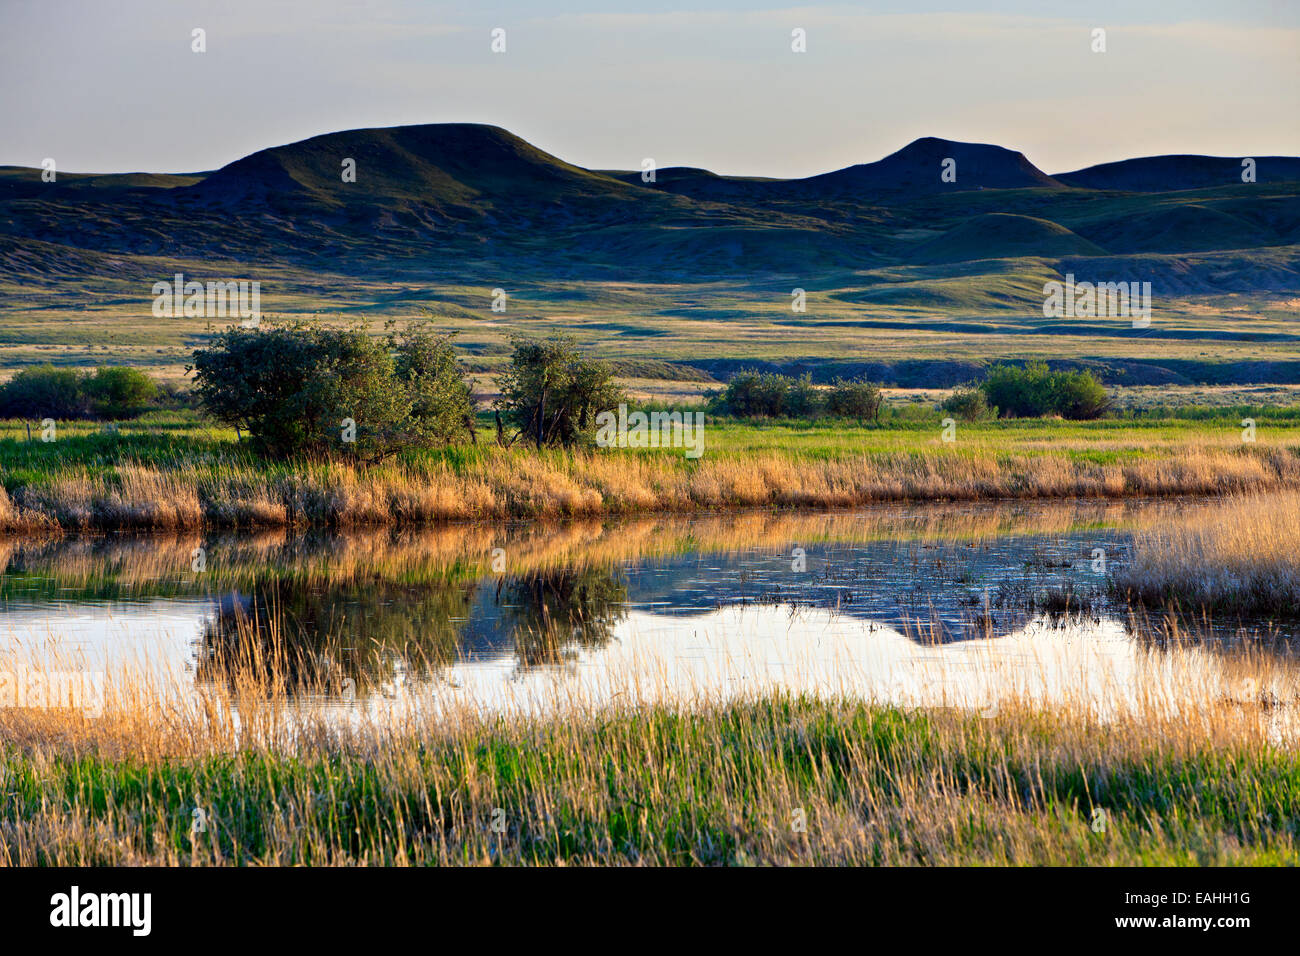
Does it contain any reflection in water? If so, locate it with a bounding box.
[0,498,1295,719]
[194,566,628,696]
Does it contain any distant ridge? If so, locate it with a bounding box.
[909,213,1107,263]
[785,137,1063,196]
[182,123,653,220]
[0,123,1295,279]
[1055,155,1300,191]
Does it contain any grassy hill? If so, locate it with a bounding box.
[0,123,1297,387]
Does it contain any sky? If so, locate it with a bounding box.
[2,0,1297,178]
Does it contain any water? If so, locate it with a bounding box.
[0,498,1294,723]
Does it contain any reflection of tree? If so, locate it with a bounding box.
[496,566,628,667]
[195,574,475,699]
[194,564,630,698]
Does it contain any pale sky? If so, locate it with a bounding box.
[2,0,1297,178]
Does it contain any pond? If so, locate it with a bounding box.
[0,498,1294,725]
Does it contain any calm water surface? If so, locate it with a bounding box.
[1,498,1294,721]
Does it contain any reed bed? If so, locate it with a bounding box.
[1116,490,1300,615]
[1,442,1297,533]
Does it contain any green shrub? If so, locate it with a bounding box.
[494,334,623,447]
[84,366,158,419]
[191,320,475,458]
[941,386,994,421]
[1049,369,1111,419]
[391,327,477,445]
[981,362,1056,417]
[783,374,820,418]
[0,364,88,419]
[979,362,1109,420]
[826,378,882,421]
[720,370,789,418]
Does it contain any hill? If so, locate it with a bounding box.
[1055,155,1300,191]
[909,213,1106,263]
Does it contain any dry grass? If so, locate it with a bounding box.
[1116,490,1300,614]
[1,443,1297,533]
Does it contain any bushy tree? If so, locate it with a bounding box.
[84,366,158,419]
[1048,369,1111,420]
[941,385,994,421]
[494,335,623,447]
[980,362,1056,417]
[718,370,883,422]
[720,370,790,418]
[0,364,88,418]
[783,374,819,418]
[391,326,477,445]
[0,364,158,420]
[826,377,882,422]
[979,362,1109,420]
[190,320,475,459]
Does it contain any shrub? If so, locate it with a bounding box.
[980,362,1056,417]
[783,374,820,418]
[979,362,1109,420]
[826,378,882,422]
[720,370,789,418]
[1049,369,1111,420]
[391,327,477,445]
[0,364,88,419]
[84,366,158,419]
[494,335,623,447]
[191,320,475,459]
[941,386,994,422]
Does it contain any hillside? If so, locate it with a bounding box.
[1055,154,1300,191]
[0,123,1297,387]
[909,214,1107,263]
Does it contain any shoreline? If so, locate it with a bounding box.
[1,443,1297,533]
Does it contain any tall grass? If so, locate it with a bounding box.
[0,619,1296,865]
[1115,490,1300,614]
[1,440,1296,533]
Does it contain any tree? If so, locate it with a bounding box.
[190,320,475,459]
[494,335,623,447]
[84,366,158,419]
[0,364,87,418]
[826,377,883,422]
[941,386,994,422]
[390,327,477,445]
[979,362,1110,420]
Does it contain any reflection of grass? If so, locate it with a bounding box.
[1,690,1295,865]
[0,413,1297,531]
[1116,490,1300,615]
[0,498,1252,604]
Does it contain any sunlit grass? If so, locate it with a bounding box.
[0,413,1296,531]
[1116,490,1300,614]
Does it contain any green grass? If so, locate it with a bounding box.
[3,697,1294,865]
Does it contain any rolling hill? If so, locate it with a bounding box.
[1,123,1297,387]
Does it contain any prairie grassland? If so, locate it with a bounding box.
[0,415,1297,532]
[0,640,1296,865]
[1116,490,1300,614]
